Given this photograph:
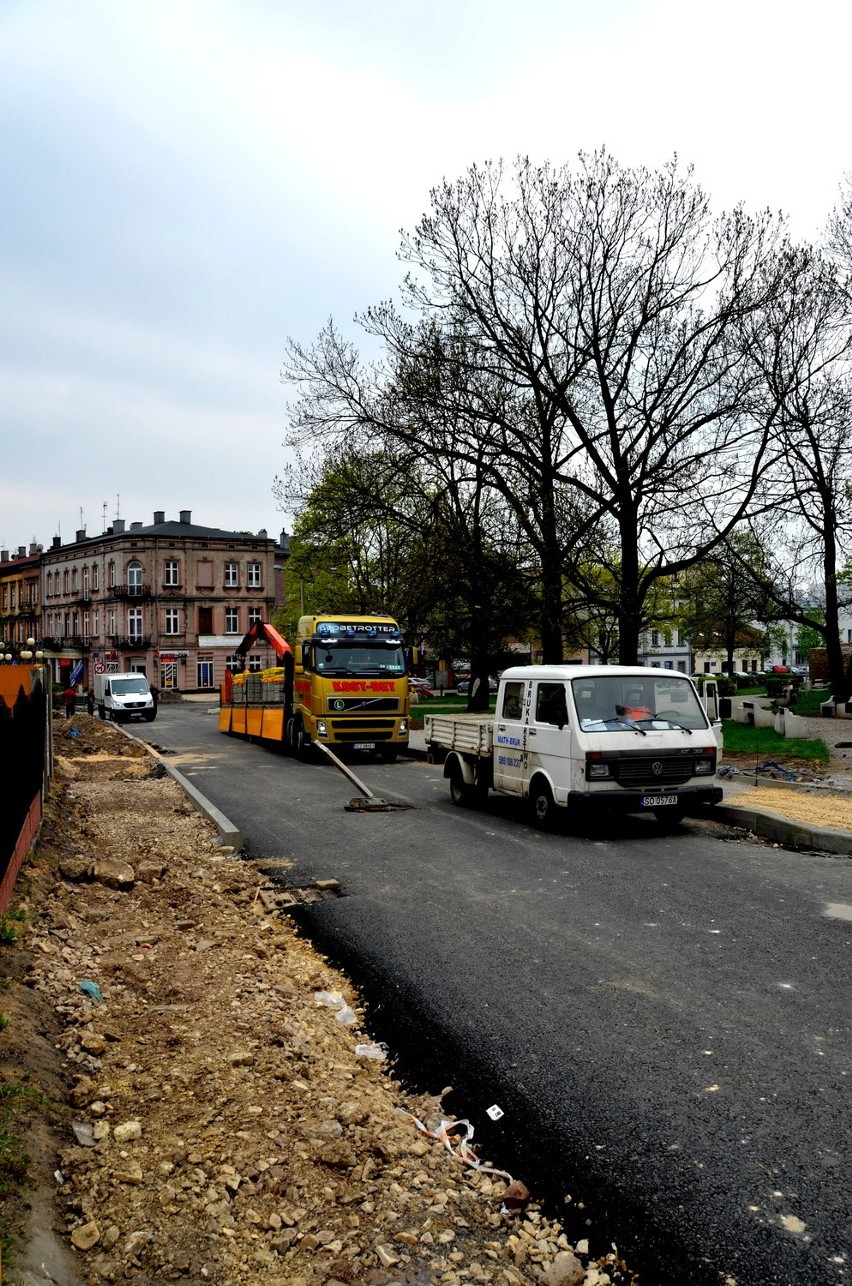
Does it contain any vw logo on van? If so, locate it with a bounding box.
[652,761,664,775]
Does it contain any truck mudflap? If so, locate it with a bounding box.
[566,785,723,812]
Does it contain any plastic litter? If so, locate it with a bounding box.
[78,980,103,1003]
[69,727,81,738]
[355,1042,388,1060]
[401,1111,514,1185]
[486,1103,505,1121]
[72,1119,97,1147]
[313,990,357,1026]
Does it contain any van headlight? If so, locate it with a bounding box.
[695,756,716,775]
[316,719,328,738]
[586,754,611,780]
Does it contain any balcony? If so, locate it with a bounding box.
[110,583,152,601]
[108,635,153,650]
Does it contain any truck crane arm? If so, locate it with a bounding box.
[233,621,293,661]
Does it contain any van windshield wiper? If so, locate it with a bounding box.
[607,715,647,736]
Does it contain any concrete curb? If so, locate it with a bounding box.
[109,718,244,852]
[711,804,852,856]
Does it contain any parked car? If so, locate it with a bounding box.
[408,677,434,698]
[456,675,499,695]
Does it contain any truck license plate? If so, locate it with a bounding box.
[353,742,376,751]
[641,794,678,807]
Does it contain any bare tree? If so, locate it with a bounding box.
[283,153,787,662]
[739,247,852,699]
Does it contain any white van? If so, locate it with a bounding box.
[93,672,156,723]
[425,665,723,828]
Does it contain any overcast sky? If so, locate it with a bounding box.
[1,0,850,550]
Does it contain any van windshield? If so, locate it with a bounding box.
[571,675,708,731]
[111,678,149,695]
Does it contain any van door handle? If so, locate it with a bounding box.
[527,729,536,735]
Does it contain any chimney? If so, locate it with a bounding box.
[153,511,165,525]
[29,542,38,556]
[17,546,26,558]
[113,519,125,534]
[75,528,86,542]
[0,550,8,563]
[179,510,191,524]
[131,522,143,531]
[52,535,61,549]
[257,528,268,538]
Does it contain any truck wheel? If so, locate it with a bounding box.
[98,704,106,720]
[529,779,556,830]
[379,747,398,763]
[295,723,312,762]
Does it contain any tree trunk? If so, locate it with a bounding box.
[617,508,642,665]
[823,527,847,702]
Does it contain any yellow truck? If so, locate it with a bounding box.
[218,615,410,761]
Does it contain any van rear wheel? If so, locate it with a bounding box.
[449,768,474,807]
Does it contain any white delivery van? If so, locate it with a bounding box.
[424,665,723,829]
[93,672,156,723]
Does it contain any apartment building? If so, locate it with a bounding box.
[0,545,42,654]
[39,510,288,691]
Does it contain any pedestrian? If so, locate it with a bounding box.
[150,683,159,711]
[61,684,77,718]
[86,686,96,716]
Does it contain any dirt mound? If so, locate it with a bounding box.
[1,713,635,1286]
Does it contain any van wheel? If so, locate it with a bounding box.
[449,768,473,807]
[143,712,156,723]
[654,807,685,828]
[530,779,556,830]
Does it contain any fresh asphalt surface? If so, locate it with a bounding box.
[138,703,851,1286]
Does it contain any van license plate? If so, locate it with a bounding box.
[641,794,677,807]
[353,743,376,751]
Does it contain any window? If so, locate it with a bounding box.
[198,606,213,634]
[64,570,70,593]
[82,566,89,594]
[92,563,99,591]
[501,681,525,720]
[165,560,180,586]
[247,562,261,588]
[92,610,99,639]
[72,610,79,636]
[651,630,660,647]
[535,682,568,726]
[83,611,90,641]
[672,628,679,646]
[248,607,262,627]
[10,586,16,609]
[64,611,70,636]
[247,654,262,672]
[128,607,143,639]
[224,562,239,588]
[71,568,78,592]
[226,654,243,674]
[108,608,116,636]
[225,607,240,634]
[108,561,115,588]
[127,561,143,593]
[165,609,181,635]
[46,572,52,596]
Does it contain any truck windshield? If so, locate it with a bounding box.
[313,643,406,677]
[111,678,149,695]
[571,675,708,731]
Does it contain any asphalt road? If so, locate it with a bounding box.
[140,704,852,1286]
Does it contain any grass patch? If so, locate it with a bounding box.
[722,720,830,762]
[0,911,26,946]
[0,1082,37,1197]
